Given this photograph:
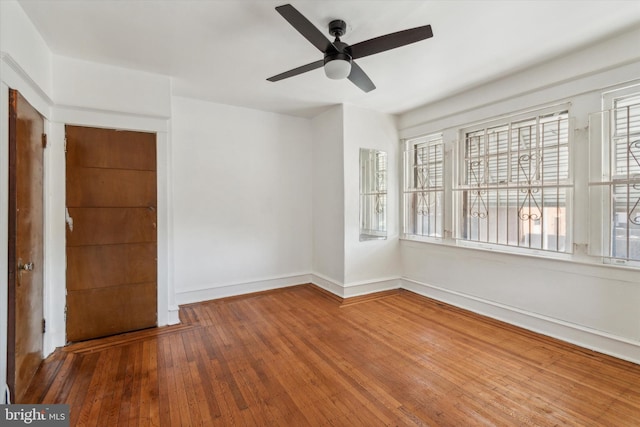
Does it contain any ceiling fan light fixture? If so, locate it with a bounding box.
[324,53,352,80]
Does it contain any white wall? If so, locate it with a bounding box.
[343,105,401,293]
[311,106,346,289]
[397,25,640,363]
[309,105,403,297]
[0,0,54,403]
[399,26,640,132]
[171,96,313,303]
[52,55,171,118]
[0,0,53,102]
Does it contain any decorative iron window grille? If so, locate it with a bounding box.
[589,93,640,262]
[403,134,444,238]
[457,110,571,252]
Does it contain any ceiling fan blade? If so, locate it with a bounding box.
[275,4,335,53]
[348,62,376,93]
[350,25,433,59]
[267,59,325,82]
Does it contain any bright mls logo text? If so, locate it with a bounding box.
[4,407,66,424]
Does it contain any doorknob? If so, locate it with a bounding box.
[18,261,34,271]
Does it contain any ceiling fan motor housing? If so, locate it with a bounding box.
[325,39,352,63]
[329,19,347,38]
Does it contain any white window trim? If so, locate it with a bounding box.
[589,83,640,266]
[453,103,574,254]
[402,133,445,241]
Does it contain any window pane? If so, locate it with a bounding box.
[404,135,444,238]
[611,184,640,260]
[459,111,570,253]
[607,95,640,260]
[360,149,387,240]
[462,188,568,252]
[614,94,640,137]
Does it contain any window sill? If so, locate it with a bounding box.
[401,234,444,245]
[400,235,640,274]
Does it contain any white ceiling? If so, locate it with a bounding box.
[17,0,640,118]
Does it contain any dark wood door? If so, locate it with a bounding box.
[7,89,45,403]
[65,125,157,342]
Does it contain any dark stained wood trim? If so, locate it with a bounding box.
[62,324,193,355]
[6,88,18,401]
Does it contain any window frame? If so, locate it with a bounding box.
[591,85,640,266]
[453,104,574,256]
[402,133,445,241]
[359,148,388,241]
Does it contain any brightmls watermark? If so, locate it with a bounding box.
[0,405,69,426]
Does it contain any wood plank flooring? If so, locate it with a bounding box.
[23,284,640,426]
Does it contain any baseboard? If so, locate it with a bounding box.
[177,273,402,305]
[306,282,401,306]
[175,274,312,305]
[43,331,66,359]
[402,278,640,365]
[306,283,343,303]
[309,273,344,297]
[310,274,402,299]
[339,289,402,307]
[167,307,180,325]
[342,278,402,298]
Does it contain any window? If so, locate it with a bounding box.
[456,109,571,253]
[403,134,444,238]
[360,148,387,240]
[590,90,640,262]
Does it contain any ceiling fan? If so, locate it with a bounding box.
[267,4,433,92]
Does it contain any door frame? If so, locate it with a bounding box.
[45,113,176,351]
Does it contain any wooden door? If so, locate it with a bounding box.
[7,89,45,403]
[65,125,157,342]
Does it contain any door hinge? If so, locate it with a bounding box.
[64,137,67,153]
[42,318,46,334]
[42,133,47,149]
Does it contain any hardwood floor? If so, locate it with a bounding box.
[24,284,640,426]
